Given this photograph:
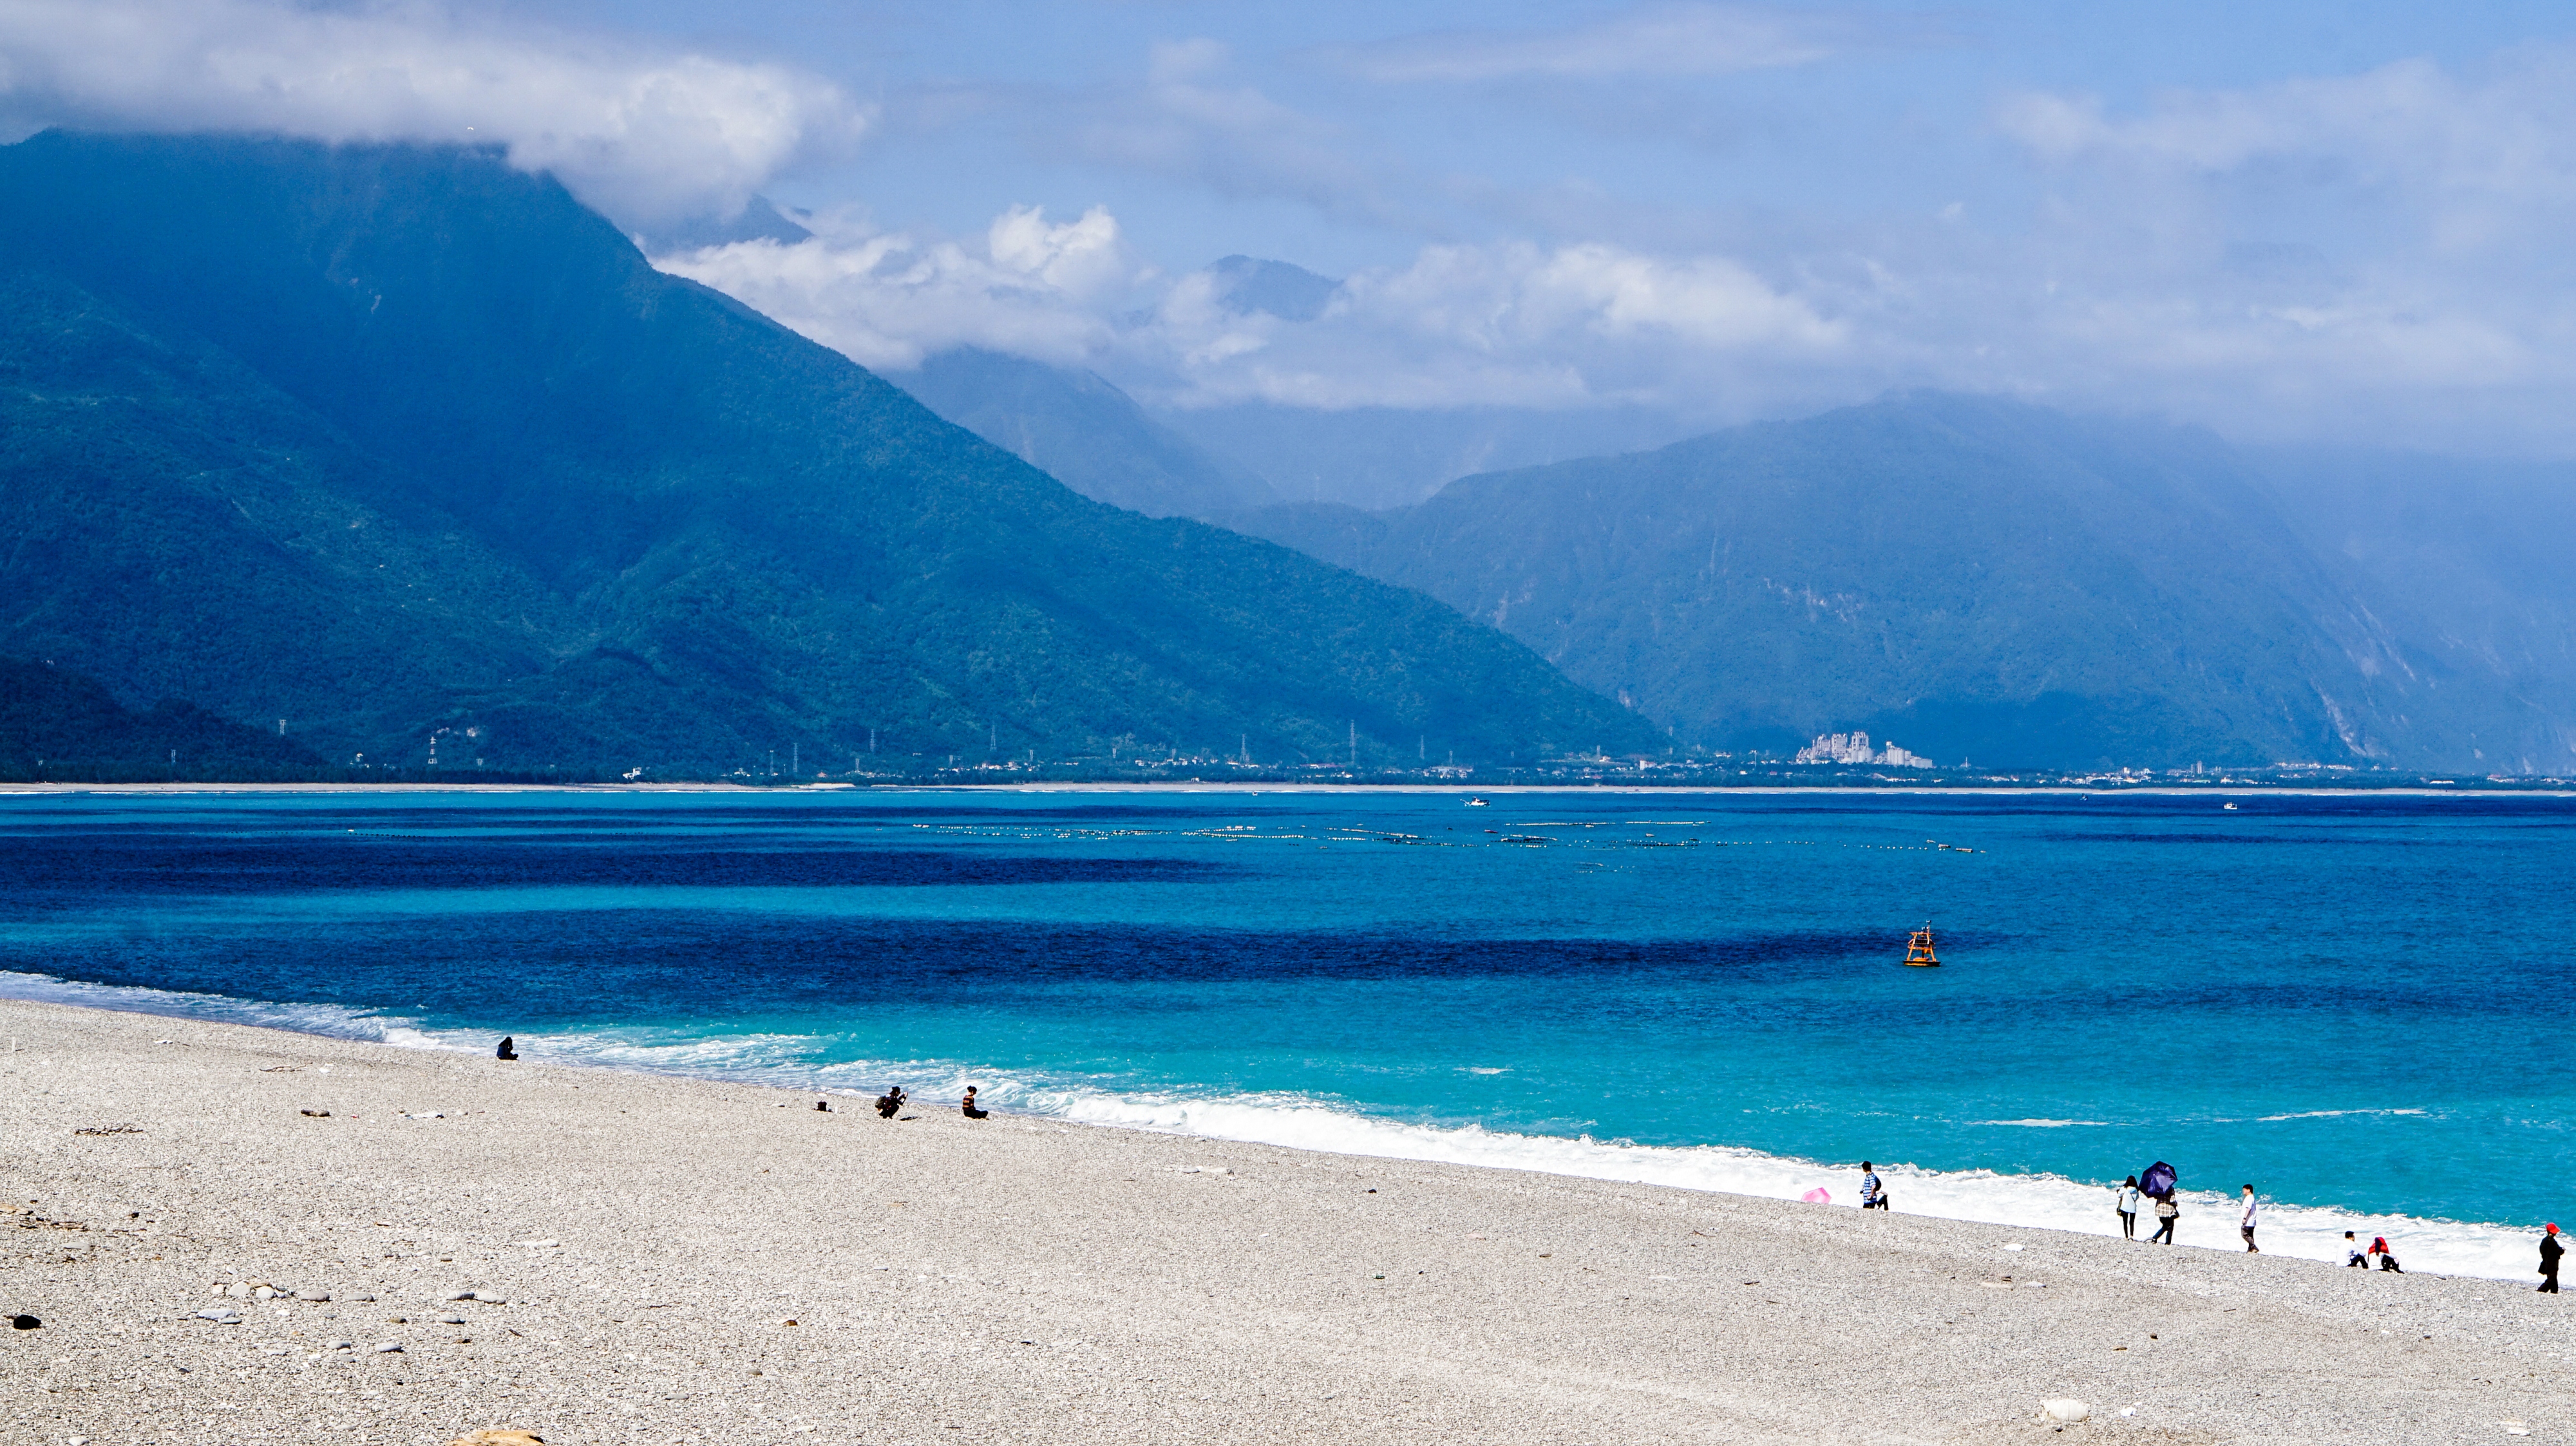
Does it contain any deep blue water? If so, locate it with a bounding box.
[3,787,2568,1270]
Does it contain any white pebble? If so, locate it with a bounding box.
[373,1342,404,1353]
[2040,1398,2089,1424]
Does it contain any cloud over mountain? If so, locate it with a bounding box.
[0,0,867,223]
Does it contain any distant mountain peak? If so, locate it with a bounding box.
[633,195,813,254]
[1208,255,1339,322]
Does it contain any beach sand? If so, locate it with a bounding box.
[5,998,2568,1445]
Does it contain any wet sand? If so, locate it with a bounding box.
[5,997,2569,1445]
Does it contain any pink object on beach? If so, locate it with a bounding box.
[1802,1187,1832,1204]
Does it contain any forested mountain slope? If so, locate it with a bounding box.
[1227,396,2571,771]
[0,133,1653,775]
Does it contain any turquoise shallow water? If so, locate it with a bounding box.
[3,787,2569,1276]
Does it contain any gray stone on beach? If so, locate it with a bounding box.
[374,1342,404,1353]
[297,1290,330,1302]
[439,1315,467,1324]
[446,1290,478,1301]
[328,1339,354,1350]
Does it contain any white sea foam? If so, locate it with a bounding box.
[1,967,2547,1284]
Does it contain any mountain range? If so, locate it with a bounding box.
[0,131,1654,776]
[1224,396,2576,773]
[892,347,1273,520]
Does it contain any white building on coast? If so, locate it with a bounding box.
[1794,731,1935,768]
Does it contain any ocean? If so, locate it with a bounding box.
[3,787,2567,1281]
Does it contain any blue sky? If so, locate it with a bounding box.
[5,1,2573,455]
[564,1,2575,270]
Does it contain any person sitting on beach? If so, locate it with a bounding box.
[1859,1161,1888,1211]
[2150,1191,2180,1245]
[960,1085,989,1120]
[2345,1231,2368,1268]
[495,1036,518,1062]
[874,1086,907,1119]
[2369,1236,2403,1273]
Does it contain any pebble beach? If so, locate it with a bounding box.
[5,997,2570,1445]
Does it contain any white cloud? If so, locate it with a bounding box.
[658,205,1137,371]
[1331,3,1882,83]
[1975,45,2576,440]
[0,0,867,224]
[661,202,1845,414]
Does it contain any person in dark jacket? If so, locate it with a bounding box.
[873,1085,907,1119]
[494,1036,518,1061]
[2150,1190,2180,1245]
[2369,1236,2404,1273]
[960,1085,989,1120]
[2543,1223,2564,1293]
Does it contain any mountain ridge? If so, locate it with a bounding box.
[1225,393,2571,771]
[0,131,1654,775]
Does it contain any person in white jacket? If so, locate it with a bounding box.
[2240,1185,2260,1253]
[2116,1176,2141,1239]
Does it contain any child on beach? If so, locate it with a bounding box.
[1860,1162,1888,1210]
[961,1085,989,1120]
[2240,1185,2259,1253]
[2117,1177,2141,1240]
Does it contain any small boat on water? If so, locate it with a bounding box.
[1903,924,1940,967]
[1464,796,1490,807]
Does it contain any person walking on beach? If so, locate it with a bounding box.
[2150,1190,2180,1245]
[2240,1185,2260,1253]
[2543,1223,2564,1293]
[960,1085,989,1120]
[2117,1176,2141,1240]
[1860,1161,1888,1210]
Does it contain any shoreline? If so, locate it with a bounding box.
[2,780,2571,799]
[6,978,2555,1280]
[6,995,2569,1445]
